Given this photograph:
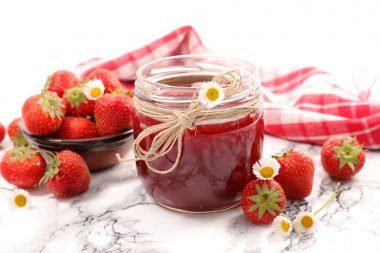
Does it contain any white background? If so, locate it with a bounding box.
[1,0,380,127]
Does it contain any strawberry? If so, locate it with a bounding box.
[321,136,365,180]
[7,118,29,146]
[94,93,133,136]
[22,91,66,136]
[45,70,78,97]
[241,179,286,224]
[0,146,46,188]
[40,150,91,198]
[86,68,122,93]
[57,117,98,139]
[64,85,95,117]
[274,149,315,200]
[0,122,5,143]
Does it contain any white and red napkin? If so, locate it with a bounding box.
[77,26,380,150]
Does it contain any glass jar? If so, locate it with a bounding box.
[133,55,264,213]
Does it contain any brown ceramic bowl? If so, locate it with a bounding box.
[20,123,134,171]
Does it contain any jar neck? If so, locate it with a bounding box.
[135,55,261,110]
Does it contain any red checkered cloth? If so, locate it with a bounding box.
[77,26,380,150]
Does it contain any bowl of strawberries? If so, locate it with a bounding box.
[20,68,134,171]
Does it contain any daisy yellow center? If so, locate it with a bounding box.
[281,220,290,232]
[206,88,219,101]
[301,215,314,228]
[14,194,27,207]
[260,167,274,178]
[90,87,102,98]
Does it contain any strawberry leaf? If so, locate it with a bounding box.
[38,90,65,120]
[333,138,363,172]
[262,182,269,192]
[258,205,266,219]
[8,146,38,161]
[248,195,261,202]
[248,203,260,212]
[267,207,275,216]
[247,182,285,219]
[255,184,262,194]
[65,86,87,108]
[39,153,61,185]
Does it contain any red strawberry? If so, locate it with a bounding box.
[241,179,286,224]
[22,91,66,136]
[57,117,98,139]
[321,136,365,180]
[0,146,46,188]
[45,70,78,97]
[86,68,122,93]
[94,93,133,136]
[0,122,5,143]
[7,118,29,146]
[40,150,91,198]
[274,149,315,200]
[64,85,95,117]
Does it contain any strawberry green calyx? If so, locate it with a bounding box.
[333,137,363,172]
[9,146,38,161]
[272,148,294,160]
[65,86,87,108]
[124,90,132,96]
[38,90,65,120]
[39,154,61,185]
[248,182,284,218]
[11,132,29,147]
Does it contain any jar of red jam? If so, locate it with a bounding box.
[133,55,263,213]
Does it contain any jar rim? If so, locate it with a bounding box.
[135,55,261,108]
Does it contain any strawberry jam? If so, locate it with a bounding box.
[133,55,263,212]
[133,111,263,212]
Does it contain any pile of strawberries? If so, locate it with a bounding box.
[22,68,133,139]
[241,136,366,224]
[0,68,134,199]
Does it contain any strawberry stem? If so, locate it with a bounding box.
[65,85,87,108]
[313,182,341,216]
[272,148,294,159]
[39,150,61,186]
[0,186,12,191]
[43,75,52,91]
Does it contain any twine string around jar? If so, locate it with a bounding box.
[117,70,261,174]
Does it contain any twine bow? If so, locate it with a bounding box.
[117,70,261,174]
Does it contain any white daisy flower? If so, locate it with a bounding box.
[83,79,105,100]
[293,212,317,234]
[198,81,225,109]
[252,157,280,180]
[272,216,292,237]
[8,189,31,210]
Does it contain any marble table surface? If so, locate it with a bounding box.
[0,135,379,253]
